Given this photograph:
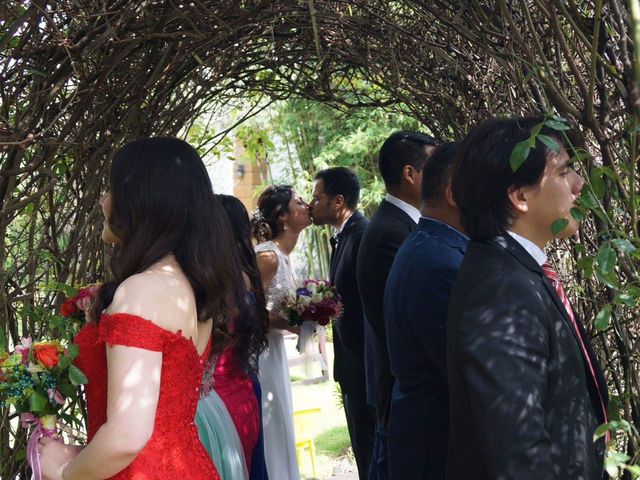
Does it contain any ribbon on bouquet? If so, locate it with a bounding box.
[21,413,58,480]
[296,321,327,378]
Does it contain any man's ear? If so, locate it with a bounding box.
[333,194,345,209]
[507,185,529,213]
[402,165,419,185]
[444,183,456,208]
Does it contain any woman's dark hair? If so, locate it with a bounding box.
[452,115,567,241]
[421,142,460,207]
[216,194,269,372]
[251,185,293,242]
[91,138,248,342]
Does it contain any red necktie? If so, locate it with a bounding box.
[542,263,609,436]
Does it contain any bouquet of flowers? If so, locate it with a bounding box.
[281,279,342,328]
[0,337,87,478]
[281,279,342,365]
[0,284,96,479]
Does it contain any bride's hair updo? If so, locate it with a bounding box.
[251,185,293,243]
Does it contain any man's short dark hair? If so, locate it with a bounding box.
[378,131,440,187]
[315,166,360,209]
[421,142,460,206]
[452,115,568,241]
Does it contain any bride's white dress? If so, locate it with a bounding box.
[255,241,300,480]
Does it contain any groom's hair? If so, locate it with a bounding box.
[315,167,360,210]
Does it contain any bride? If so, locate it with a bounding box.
[251,185,311,480]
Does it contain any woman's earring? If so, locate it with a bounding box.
[283,224,289,231]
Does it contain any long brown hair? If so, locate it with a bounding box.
[216,194,268,373]
[91,138,247,336]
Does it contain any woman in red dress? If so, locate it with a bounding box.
[39,138,249,480]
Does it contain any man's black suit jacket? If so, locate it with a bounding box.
[357,200,416,424]
[447,234,608,480]
[330,210,369,394]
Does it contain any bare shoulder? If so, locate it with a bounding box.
[108,269,197,334]
[256,250,279,275]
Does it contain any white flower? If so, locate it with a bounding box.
[298,295,312,307]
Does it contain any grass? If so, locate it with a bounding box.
[315,425,352,457]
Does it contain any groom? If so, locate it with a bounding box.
[447,116,608,479]
[309,166,375,479]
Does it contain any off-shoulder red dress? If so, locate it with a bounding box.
[74,313,219,480]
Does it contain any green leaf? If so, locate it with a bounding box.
[615,292,637,307]
[579,191,598,210]
[596,243,616,274]
[594,305,612,331]
[69,365,88,386]
[593,422,611,440]
[551,218,569,235]
[58,383,76,398]
[611,239,637,255]
[544,119,571,131]
[570,207,585,222]
[57,355,70,370]
[0,328,6,353]
[67,344,80,359]
[591,170,606,199]
[29,391,47,413]
[509,140,531,172]
[537,134,561,153]
[596,269,619,289]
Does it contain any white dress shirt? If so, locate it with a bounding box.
[385,193,421,224]
[507,231,547,266]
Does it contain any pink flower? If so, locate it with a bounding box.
[47,388,65,405]
[74,285,99,313]
[15,337,32,365]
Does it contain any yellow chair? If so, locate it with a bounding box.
[293,407,322,477]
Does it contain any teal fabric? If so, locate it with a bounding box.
[195,390,248,480]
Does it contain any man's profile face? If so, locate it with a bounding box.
[521,148,584,243]
[309,179,335,226]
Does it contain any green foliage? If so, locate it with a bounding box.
[315,425,352,457]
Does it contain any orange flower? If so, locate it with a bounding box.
[33,343,60,368]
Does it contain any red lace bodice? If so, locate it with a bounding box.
[75,313,219,480]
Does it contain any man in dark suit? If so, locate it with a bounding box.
[384,142,466,480]
[447,116,608,479]
[310,166,375,479]
[357,131,439,479]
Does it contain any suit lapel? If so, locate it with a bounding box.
[379,200,416,232]
[495,234,584,347]
[494,234,606,405]
[330,211,362,282]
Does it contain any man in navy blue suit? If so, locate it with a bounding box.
[384,143,467,479]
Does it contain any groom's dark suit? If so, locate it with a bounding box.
[384,218,467,480]
[330,210,375,479]
[447,234,608,480]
